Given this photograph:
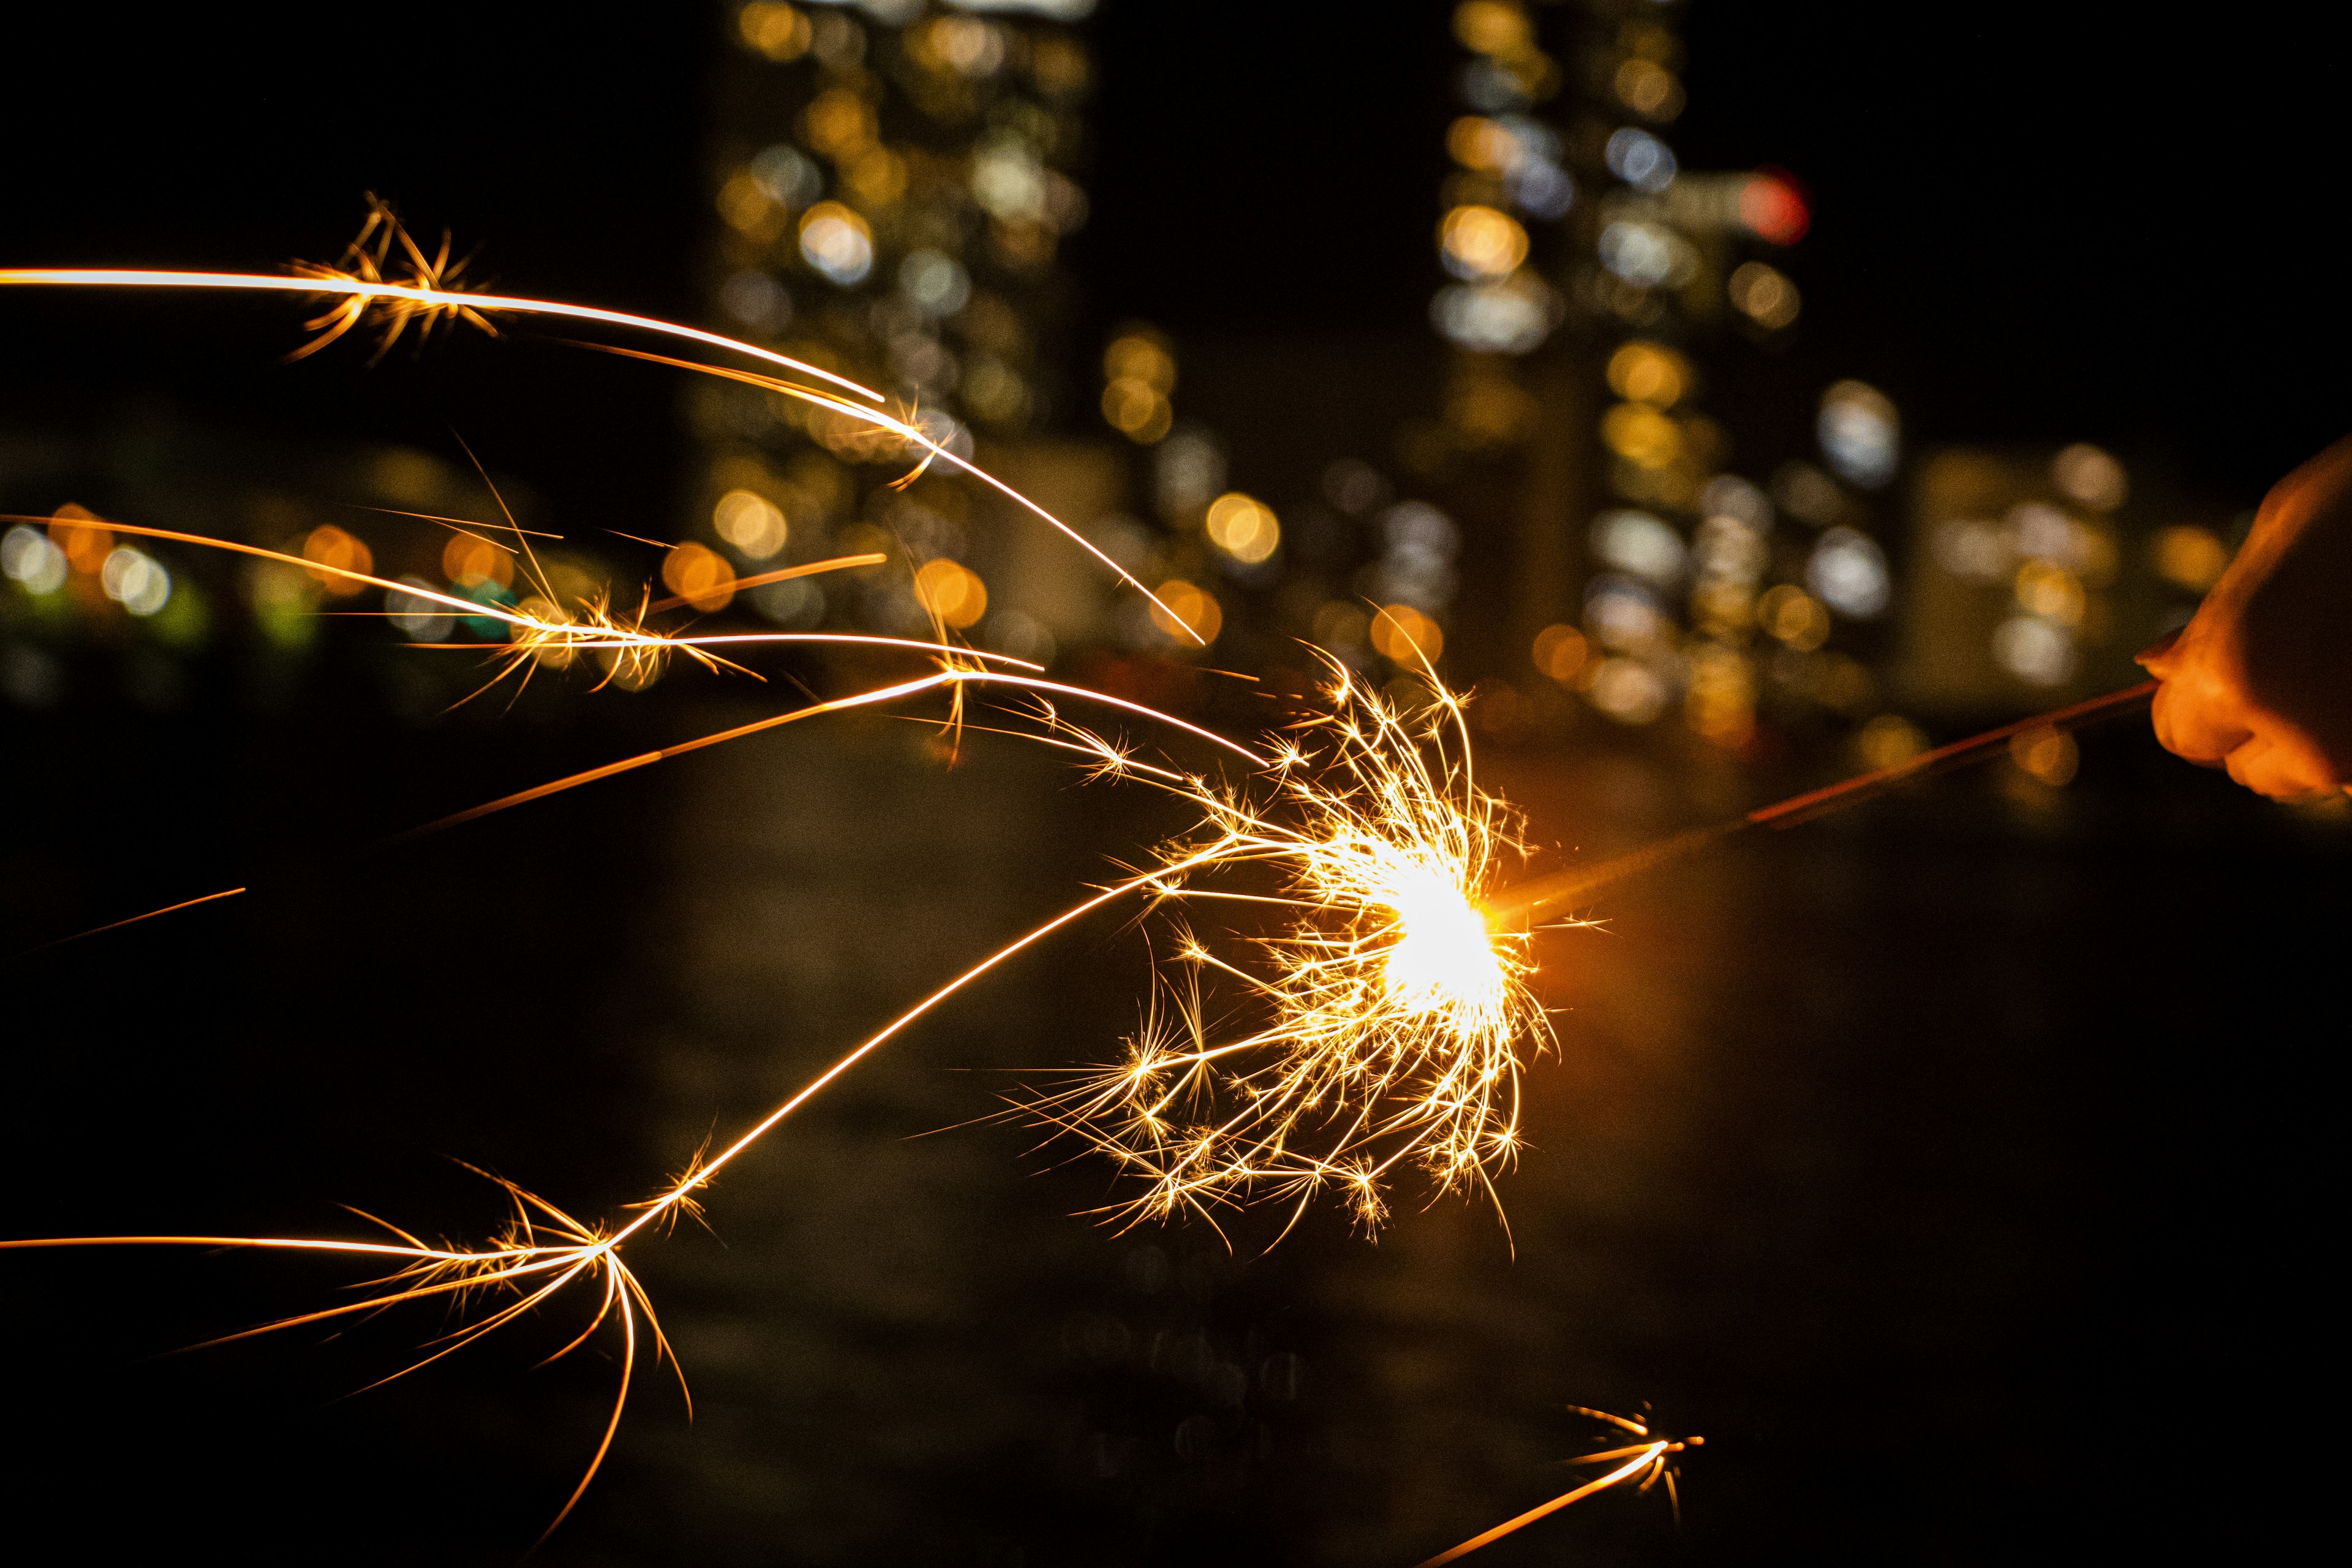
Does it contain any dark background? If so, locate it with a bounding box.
[1,6,2342,1564]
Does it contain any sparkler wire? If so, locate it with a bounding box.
[1483,680,2160,924]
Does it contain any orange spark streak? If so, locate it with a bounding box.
[0,266,884,404]
[8,886,247,958]
[1416,1449,1668,1568]
[0,265,1199,639]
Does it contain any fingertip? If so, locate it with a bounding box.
[2134,627,2183,671]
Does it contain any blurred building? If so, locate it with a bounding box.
[697,0,1101,666]
[1896,442,2230,717]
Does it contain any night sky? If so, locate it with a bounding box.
[4,4,2345,508]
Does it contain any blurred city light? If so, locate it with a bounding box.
[1591,508,1686,585]
[1728,260,1800,330]
[1531,622,1589,684]
[798,202,875,285]
[1370,603,1442,664]
[1147,578,1220,645]
[1439,204,1530,282]
[299,525,372,596]
[443,535,514,591]
[662,542,737,614]
[2150,524,2228,592]
[1605,127,1678,192]
[1,525,68,595]
[714,489,790,559]
[1806,527,1890,617]
[2051,442,2128,511]
[100,547,171,616]
[1204,492,1280,565]
[1738,171,1810,243]
[912,557,987,629]
[1817,380,1900,488]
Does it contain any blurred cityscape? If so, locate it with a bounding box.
[0,4,2344,1566]
[0,0,2269,809]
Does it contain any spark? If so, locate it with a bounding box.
[1025,660,1566,1234]
[0,197,1201,639]
[1415,1406,1701,1566]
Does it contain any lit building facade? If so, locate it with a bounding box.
[698,0,1097,656]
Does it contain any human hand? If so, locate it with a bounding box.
[2137,435,2352,799]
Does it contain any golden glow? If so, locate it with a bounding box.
[1446,116,1516,173]
[737,1,810,61]
[1605,340,1687,408]
[1439,205,1529,282]
[713,488,788,559]
[1728,260,1800,330]
[1371,603,1443,663]
[442,533,515,590]
[1757,584,1830,650]
[911,557,987,629]
[2010,724,2079,785]
[1600,402,1681,469]
[48,502,113,571]
[1101,377,1172,442]
[1531,622,1588,684]
[1855,713,1928,771]
[717,173,786,241]
[1102,331,1175,393]
[801,90,876,159]
[662,543,737,614]
[1147,578,1221,644]
[2014,558,2085,625]
[1204,492,1280,564]
[1453,1,1531,55]
[1615,56,1684,119]
[2151,524,2226,592]
[299,526,372,596]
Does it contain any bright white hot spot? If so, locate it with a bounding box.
[1379,856,1504,1015]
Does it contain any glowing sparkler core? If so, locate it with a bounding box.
[1035,668,1561,1232]
[1380,858,1507,1017]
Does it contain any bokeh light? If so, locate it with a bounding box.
[2051,443,2128,511]
[1,525,68,595]
[1370,603,1442,663]
[912,558,987,630]
[1439,204,1529,282]
[100,547,171,616]
[662,542,737,614]
[714,489,789,560]
[1606,339,1689,407]
[299,525,372,597]
[1147,578,1221,645]
[443,535,515,591]
[2150,524,2228,592]
[1727,260,1800,330]
[2010,725,2081,785]
[1531,622,1589,684]
[799,202,875,286]
[1204,492,1280,565]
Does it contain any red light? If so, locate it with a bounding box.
[1740,170,1810,246]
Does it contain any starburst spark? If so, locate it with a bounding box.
[1027,662,1563,1233]
[1416,1406,1702,1567]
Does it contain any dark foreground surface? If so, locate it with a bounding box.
[0,677,2335,1566]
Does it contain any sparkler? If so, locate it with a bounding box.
[0,202,2175,1541]
[1025,663,1560,1234]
